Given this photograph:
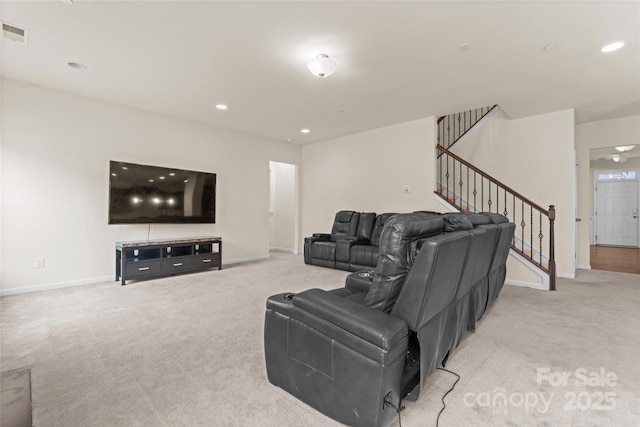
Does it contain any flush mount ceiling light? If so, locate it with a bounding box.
[543,43,558,51]
[215,104,228,110]
[612,154,627,163]
[601,42,624,53]
[306,54,337,78]
[300,128,310,134]
[615,145,635,152]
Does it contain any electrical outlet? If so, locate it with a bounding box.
[34,257,44,268]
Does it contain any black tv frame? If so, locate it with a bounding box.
[108,160,216,225]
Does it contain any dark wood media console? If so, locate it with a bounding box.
[115,236,222,285]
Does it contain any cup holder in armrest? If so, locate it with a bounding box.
[358,271,372,278]
[266,292,297,313]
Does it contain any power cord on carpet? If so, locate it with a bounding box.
[381,367,460,427]
[435,367,460,427]
[383,392,405,427]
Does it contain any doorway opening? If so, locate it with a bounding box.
[268,161,298,254]
[591,168,639,274]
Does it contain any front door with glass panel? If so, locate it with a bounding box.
[596,179,638,247]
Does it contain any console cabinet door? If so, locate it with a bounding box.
[126,260,162,278]
[193,253,221,269]
[162,257,194,273]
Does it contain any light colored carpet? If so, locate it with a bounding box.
[1,253,638,427]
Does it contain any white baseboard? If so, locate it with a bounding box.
[505,279,548,291]
[221,255,269,266]
[269,247,296,254]
[0,275,113,296]
[557,271,576,279]
[433,194,460,212]
[1,255,271,296]
[577,264,591,270]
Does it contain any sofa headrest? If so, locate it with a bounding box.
[442,213,474,232]
[364,213,444,312]
[335,210,357,223]
[462,212,492,226]
[370,213,397,245]
[481,212,509,224]
[331,210,360,241]
[356,212,377,240]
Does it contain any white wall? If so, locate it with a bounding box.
[576,115,640,259]
[1,79,301,293]
[269,161,297,252]
[452,108,576,278]
[301,117,440,243]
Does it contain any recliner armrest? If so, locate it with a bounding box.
[292,288,407,352]
[335,237,370,264]
[340,236,370,245]
[312,233,331,239]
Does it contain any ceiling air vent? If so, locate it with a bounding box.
[2,22,28,44]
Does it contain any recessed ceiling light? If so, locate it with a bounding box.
[67,62,87,70]
[601,42,624,53]
[458,43,470,52]
[301,129,310,134]
[60,0,74,4]
[543,43,558,51]
[215,104,228,110]
[287,138,296,142]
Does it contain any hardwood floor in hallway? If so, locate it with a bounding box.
[590,245,640,275]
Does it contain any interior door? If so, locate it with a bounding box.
[596,181,639,246]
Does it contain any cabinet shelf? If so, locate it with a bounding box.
[115,237,222,285]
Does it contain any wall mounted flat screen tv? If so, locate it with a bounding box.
[109,161,216,224]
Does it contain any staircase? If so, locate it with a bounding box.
[434,105,557,290]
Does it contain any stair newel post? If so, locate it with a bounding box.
[548,205,556,291]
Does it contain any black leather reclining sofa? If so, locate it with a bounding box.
[304,210,399,271]
[265,211,515,427]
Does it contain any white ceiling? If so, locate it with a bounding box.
[2,1,639,144]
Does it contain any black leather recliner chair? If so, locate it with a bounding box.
[303,210,361,269]
[460,212,516,323]
[305,211,397,272]
[345,213,396,271]
[335,212,377,270]
[265,212,515,426]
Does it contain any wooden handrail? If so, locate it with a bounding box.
[436,143,556,290]
[436,144,549,215]
[437,105,497,151]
